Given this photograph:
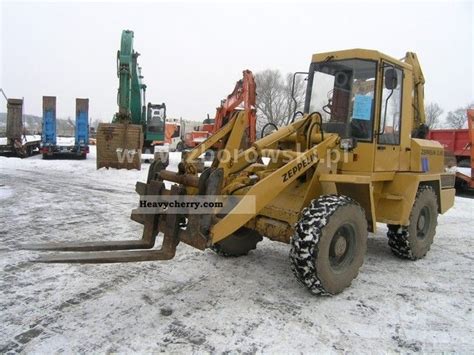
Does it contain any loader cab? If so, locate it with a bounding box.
[304,49,412,172]
[304,59,377,141]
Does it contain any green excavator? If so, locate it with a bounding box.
[96,30,167,170]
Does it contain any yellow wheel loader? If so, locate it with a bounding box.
[28,49,456,295]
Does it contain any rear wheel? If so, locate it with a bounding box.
[387,185,438,260]
[290,195,368,295]
[211,228,262,257]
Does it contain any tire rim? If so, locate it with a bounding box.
[329,223,356,272]
[416,206,431,240]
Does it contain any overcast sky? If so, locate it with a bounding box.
[1,1,472,122]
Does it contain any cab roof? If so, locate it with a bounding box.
[311,49,412,70]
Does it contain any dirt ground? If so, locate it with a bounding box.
[1,149,473,353]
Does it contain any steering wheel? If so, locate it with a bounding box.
[322,90,334,114]
[322,99,333,114]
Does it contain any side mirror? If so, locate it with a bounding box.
[384,68,398,90]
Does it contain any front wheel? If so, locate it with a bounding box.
[290,195,368,295]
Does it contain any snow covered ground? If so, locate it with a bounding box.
[0,147,473,353]
[0,135,41,145]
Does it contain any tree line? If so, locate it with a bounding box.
[254,69,473,132]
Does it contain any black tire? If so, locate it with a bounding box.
[387,185,438,260]
[290,195,368,295]
[211,228,262,257]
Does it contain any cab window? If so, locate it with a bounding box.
[305,59,377,141]
[379,66,402,145]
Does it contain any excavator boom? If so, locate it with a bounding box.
[96,30,165,170]
[213,70,257,144]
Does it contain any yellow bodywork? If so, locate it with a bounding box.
[130,49,455,251]
[173,49,455,246]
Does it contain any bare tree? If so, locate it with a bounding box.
[446,103,474,129]
[255,69,286,129]
[425,102,443,129]
[255,69,307,135]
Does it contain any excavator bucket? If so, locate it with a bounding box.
[96,122,143,170]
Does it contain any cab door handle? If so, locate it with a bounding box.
[377,146,386,150]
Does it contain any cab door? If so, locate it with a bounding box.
[374,63,403,171]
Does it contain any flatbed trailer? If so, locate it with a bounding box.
[41,97,90,159]
[429,110,474,190]
[0,98,41,157]
[427,127,470,166]
[454,110,474,189]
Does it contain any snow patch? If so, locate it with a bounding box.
[456,167,471,177]
[0,185,14,200]
[0,135,41,145]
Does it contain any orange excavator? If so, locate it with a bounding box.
[183,70,257,150]
[213,69,257,144]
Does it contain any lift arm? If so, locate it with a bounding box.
[404,52,426,128]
